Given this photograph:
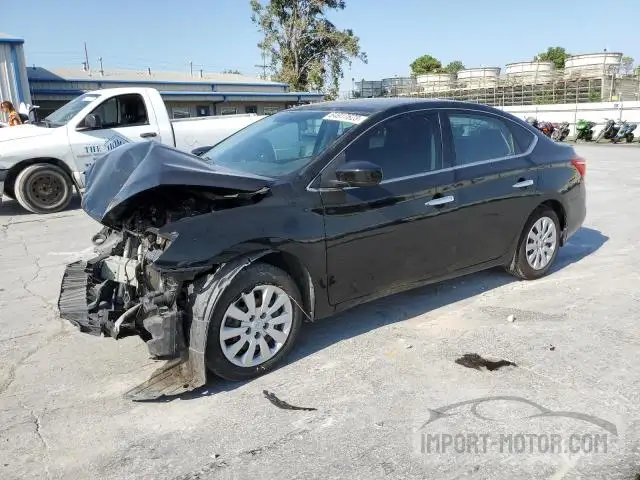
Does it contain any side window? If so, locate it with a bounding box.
[89,94,149,128]
[339,111,442,181]
[448,112,534,166]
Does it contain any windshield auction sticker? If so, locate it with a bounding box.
[323,112,368,124]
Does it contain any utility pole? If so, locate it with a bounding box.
[98,56,104,76]
[254,51,268,80]
[189,61,193,77]
[84,42,90,72]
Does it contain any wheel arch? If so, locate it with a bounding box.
[508,196,568,266]
[259,250,316,322]
[183,248,316,390]
[538,199,567,244]
[6,157,78,195]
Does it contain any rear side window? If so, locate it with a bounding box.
[448,112,535,166]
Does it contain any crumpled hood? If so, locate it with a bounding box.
[0,124,57,142]
[81,141,274,227]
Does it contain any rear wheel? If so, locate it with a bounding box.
[506,207,561,280]
[195,263,304,381]
[13,164,74,214]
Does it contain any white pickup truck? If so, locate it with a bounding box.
[0,87,265,214]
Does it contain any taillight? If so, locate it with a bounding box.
[571,156,586,178]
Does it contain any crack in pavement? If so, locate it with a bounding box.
[0,329,69,397]
[0,331,43,344]
[28,408,52,480]
[172,428,311,480]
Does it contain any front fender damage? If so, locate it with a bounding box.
[58,245,273,401]
[124,250,273,401]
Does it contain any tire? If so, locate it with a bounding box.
[195,262,304,382]
[506,207,561,281]
[3,183,15,200]
[13,163,74,214]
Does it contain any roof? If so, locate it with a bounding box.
[0,32,24,44]
[292,97,504,115]
[293,97,443,113]
[27,67,289,87]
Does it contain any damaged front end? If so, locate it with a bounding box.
[59,224,204,400]
[57,142,274,400]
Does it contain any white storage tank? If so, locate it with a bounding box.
[564,52,622,79]
[0,33,32,119]
[504,61,555,84]
[456,67,501,88]
[415,73,455,93]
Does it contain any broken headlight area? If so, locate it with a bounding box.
[58,227,188,360]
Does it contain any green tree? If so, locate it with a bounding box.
[250,0,367,99]
[443,60,465,74]
[534,47,571,70]
[621,56,634,75]
[410,55,442,76]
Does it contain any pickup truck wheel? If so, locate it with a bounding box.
[200,263,303,381]
[506,207,560,280]
[14,164,73,214]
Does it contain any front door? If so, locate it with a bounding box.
[319,110,456,306]
[440,109,541,270]
[69,93,161,183]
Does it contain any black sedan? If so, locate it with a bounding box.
[58,98,586,400]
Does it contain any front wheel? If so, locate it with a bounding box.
[506,207,561,280]
[198,263,304,381]
[13,163,74,214]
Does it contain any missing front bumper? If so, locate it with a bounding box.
[57,259,113,336]
[57,259,206,401]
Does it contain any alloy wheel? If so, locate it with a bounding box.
[219,284,293,367]
[525,216,558,270]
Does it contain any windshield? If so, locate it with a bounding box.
[201,109,369,177]
[45,93,101,127]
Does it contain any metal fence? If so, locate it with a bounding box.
[345,71,640,107]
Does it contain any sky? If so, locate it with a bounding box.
[4,0,640,94]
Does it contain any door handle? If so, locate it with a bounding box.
[425,195,454,207]
[140,132,158,138]
[512,179,534,189]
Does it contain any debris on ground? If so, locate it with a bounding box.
[549,345,556,351]
[455,353,517,371]
[262,390,317,411]
[507,314,516,322]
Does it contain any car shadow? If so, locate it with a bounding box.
[0,195,81,217]
[154,227,609,402]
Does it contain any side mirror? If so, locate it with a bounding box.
[81,114,102,130]
[333,161,383,188]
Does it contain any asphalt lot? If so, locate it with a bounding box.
[1,144,639,480]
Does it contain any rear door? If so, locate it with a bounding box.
[440,109,541,270]
[69,93,161,176]
[318,110,456,305]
